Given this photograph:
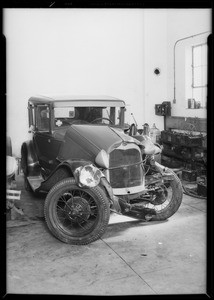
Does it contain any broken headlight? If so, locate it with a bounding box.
[75,164,104,188]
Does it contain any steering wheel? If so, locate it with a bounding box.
[91,117,113,124]
[129,123,138,136]
[62,119,72,125]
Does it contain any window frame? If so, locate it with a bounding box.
[35,104,51,133]
[191,42,208,108]
[192,43,208,88]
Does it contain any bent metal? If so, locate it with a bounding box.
[21,95,183,245]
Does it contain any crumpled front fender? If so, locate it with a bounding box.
[60,159,94,183]
[39,159,94,192]
[64,160,116,206]
[54,160,112,191]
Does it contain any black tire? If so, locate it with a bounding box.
[149,169,183,221]
[44,178,110,245]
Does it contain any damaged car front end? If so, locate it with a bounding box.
[21,95,183,244]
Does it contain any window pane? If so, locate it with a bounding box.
[191,43,207,108]
[54,106,122,128]
[192,87,207,108]
[193,66,202,86]
[202,66,207,86]
[202,87,207,108]
[193,46,202,67]
[202,44,208,65]
[192,88,202,103]
[36,106,50,131]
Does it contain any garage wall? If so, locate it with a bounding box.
[142,9,211,129]
[143,9,168,132]
[166,9,211,118]
[4,8,146,156]
[4,9,211,157]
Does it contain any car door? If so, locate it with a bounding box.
[33,105,62,173]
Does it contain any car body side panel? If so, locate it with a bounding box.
[33,133,63,171]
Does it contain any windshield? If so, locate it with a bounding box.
[54,106,124,128]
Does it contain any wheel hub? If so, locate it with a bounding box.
[66,197,91,222]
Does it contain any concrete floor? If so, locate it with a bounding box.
[6,174,207,295]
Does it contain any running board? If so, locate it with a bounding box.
[27,175,44,191]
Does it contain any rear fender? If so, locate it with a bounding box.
[21,141,40,176]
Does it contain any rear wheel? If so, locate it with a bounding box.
[144,169,183,220]
[44,178,110,245]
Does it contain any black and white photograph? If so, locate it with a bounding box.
[3,3,212,296]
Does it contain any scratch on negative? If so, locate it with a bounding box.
[49,2,55,7]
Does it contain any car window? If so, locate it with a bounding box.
[36,105,50,131]
[54,106,122,128]
[54,107,79,128]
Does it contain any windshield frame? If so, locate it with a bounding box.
[53,105,125,129]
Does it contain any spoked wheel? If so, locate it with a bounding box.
[144,169,183,221]
[44,178,110,245]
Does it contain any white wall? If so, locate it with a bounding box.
[143,9,168,131]
[4,8,145,156]
[166,9,212,118]
[4,9,211,157]
[142,9,211,129]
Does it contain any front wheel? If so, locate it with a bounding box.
[145,169,183,221]
[44,178,110,245]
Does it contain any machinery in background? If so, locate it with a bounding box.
[155,101,171,117]
[160,129,207,197]
[154,103,207,198]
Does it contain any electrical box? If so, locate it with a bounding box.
[155,101,171,116]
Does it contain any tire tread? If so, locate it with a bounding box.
[44,178,110,245]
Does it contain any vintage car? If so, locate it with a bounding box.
[21,95,129,191]
[21,95,182,244]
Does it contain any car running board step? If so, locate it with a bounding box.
[27,175,44,191]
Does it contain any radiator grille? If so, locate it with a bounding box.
[109,147,143,189]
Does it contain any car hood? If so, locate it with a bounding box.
[57,124,141,162]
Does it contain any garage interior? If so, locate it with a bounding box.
[4,7,212,296]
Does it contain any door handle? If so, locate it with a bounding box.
[48,139,51,143]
